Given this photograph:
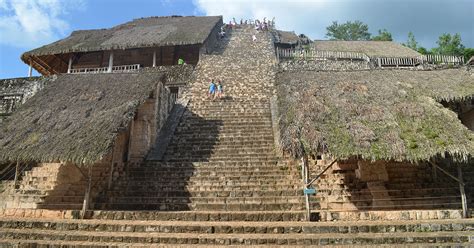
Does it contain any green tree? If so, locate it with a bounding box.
[326,20,371,41]
[431,33,464,56]
[416,46,430,55]
[403,32,418,50]
[371,29,393,41]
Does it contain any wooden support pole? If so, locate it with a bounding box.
[153,50,157,67]
[28,61,33,77]
[301,156,311,221]
[81,165,93,219]
[458,164,468,218]
[108,51,114,73]
[160,47,163,65]
[127,119,135,162]
[67,56,73,73]
[431,162,437,181]
[13,161,20,189]
[108,146,116,190]
[429,161,464,185]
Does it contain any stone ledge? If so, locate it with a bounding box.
[0,208,81,219]
[319,209,464,222]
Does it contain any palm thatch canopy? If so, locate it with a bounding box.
[273,30,300,45]
[21,15,222,59]
[313,40,421,57]
[0,71,164,165]
[277,69,474,162]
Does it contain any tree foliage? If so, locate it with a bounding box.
[371,29,393,41]
[431,33,465,56]
[326,21,371,41]
[404,32,418,50]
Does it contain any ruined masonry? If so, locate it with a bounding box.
[0,24,474,246]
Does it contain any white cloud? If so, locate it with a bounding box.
[0,0,84,48]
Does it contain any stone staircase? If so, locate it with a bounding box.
[92,26,301,216]
[1,25,474,247]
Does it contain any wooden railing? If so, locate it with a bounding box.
[276,48,370,62]
[418,54,464,65]
[277,47,465,68]
[372,57,420,67]
[69,64,140,74]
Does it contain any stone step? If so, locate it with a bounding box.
[110,179,300,188]
[95,202,305,211]
[166,138,274,145]
[102,189,302,198]
[162,151,277,158]
[163,147,274,154]
[87,210,305,221]
[171,130,274,136]
[162,157,279,162]
[181,115,271,121]
[174,121,272,127]
[0,228,472,246]
[130,166,289,172]
[164,144,274,152]
[2,218,473,235]
[119,174,299,182]
[142,161,283,167]
[108,184,301,192]
[97,196,305,205]
[123,170,296,178]
[1,239,472,248]
[166,139,274,146]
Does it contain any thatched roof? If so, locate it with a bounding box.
[276,68,474,162]
[274,30,300,45]
[313,40,421,57]
[22,16,222,59]
[0,71,164,164]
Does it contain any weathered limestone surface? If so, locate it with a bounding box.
[280,59,370,71]
[0,76,52,122]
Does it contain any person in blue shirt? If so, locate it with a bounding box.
[208,79,216,100]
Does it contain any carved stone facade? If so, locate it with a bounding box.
[0,77,52,122]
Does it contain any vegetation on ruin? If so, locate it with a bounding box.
[276,69,474,162]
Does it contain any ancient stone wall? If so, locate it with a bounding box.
[307,155,466,221]
[0,76,53,122]
[279,59,371,71]
[128,83,171,164]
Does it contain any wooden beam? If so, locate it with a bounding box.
[108,51,114,73]
[81,165,92,219]
[34,55,58,75]
[108,145,116,190]
[428,161,464,186]
[53,54,69,73]
[67,56,73,73]
[28,61,33,77]
[307,159,337,187]
[160,47,163,65]
[13,161,20,189]
[458,165,468,218]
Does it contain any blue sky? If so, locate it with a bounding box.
[0,0,473,79]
